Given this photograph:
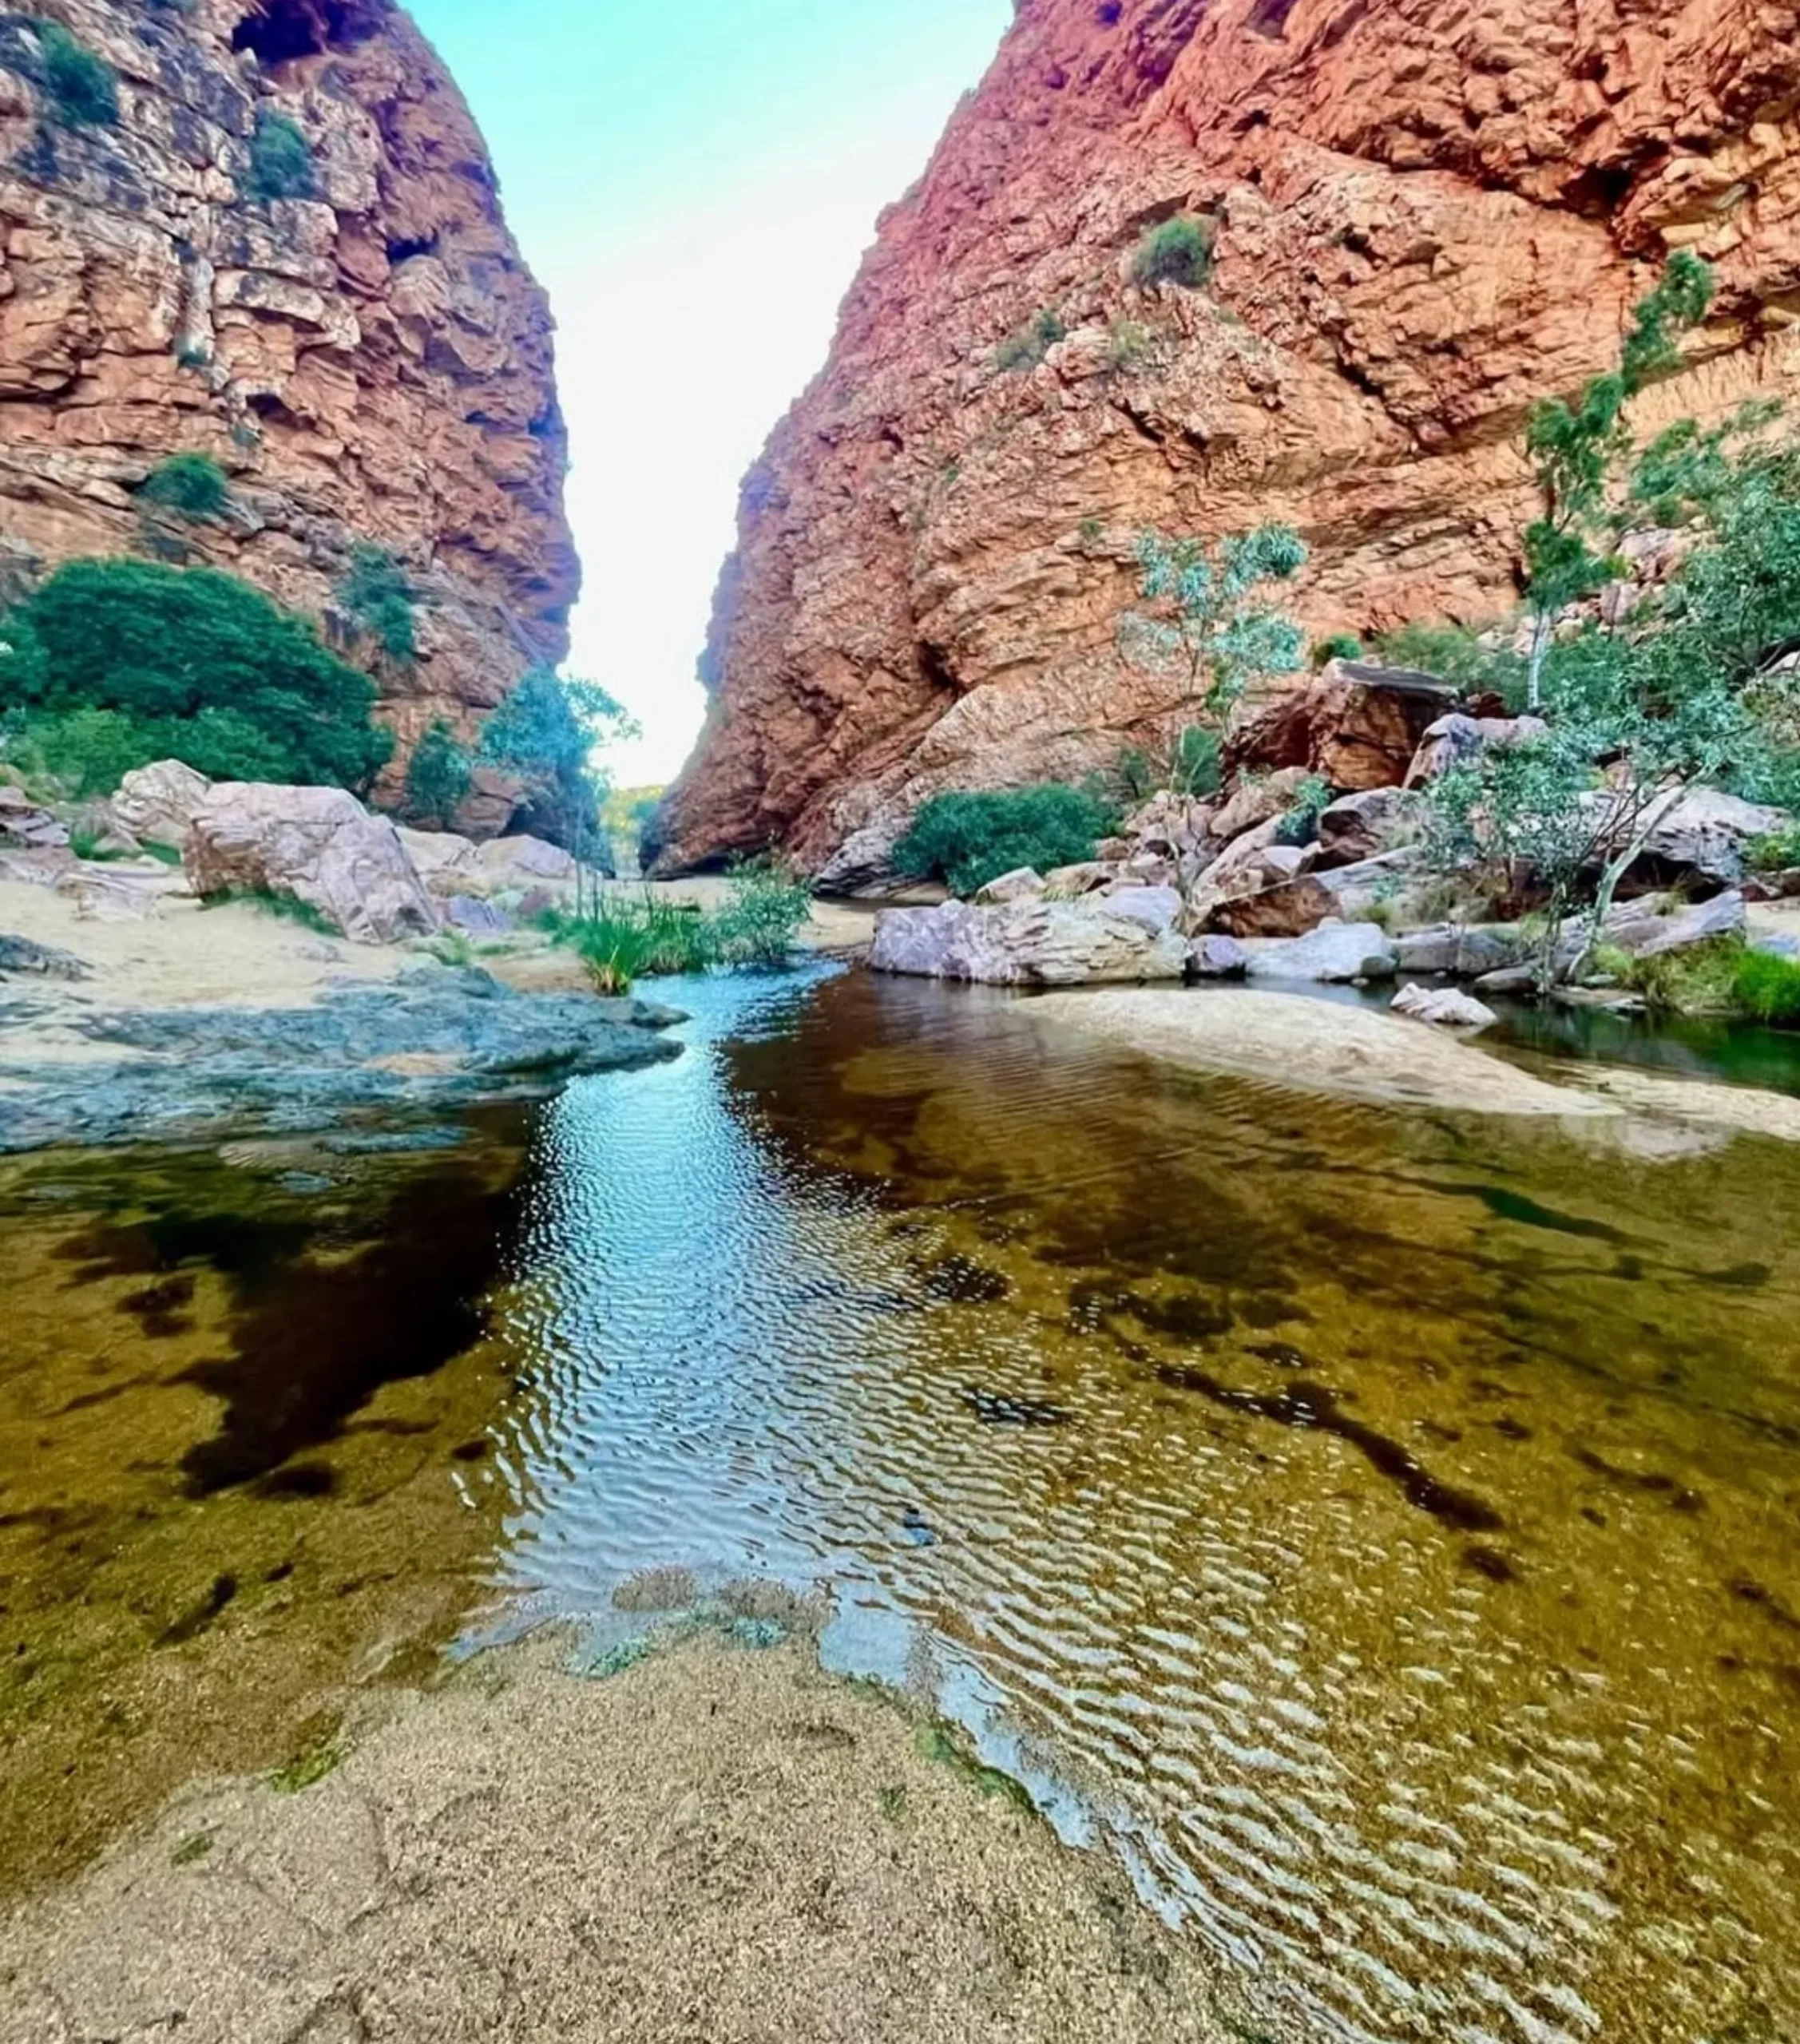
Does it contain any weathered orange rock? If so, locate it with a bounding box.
[0,1,575,817]
[654,0,1800,882]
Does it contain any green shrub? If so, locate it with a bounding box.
[138,452,230,523]
[38,21,117,126]
[995,307,1066,372]
[1734,947,1800,1026]
[403,717,472,828]
[5,557,393,794]
[479,668,637,850]
[1311,632,1362,668]
[541,864,810,992]
[1170,724,1223,797]
[710,858,813,965]
[1104,318,1152,370]
[244,109,315,202]
[1274,772,1332,846]
[1747,827,1800,873]
[201,887,337,937]
[1377,620,1507,688]
[893,784,1120,897]
[1130,216,1213,290]
[337,543,417,662]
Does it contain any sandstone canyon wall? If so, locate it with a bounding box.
[654,0,1800,884]
[0,0,575,806]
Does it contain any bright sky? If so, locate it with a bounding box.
[407,0,1011,786]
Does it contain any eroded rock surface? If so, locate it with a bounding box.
[654,0,1800,881]
[0,1,576,796]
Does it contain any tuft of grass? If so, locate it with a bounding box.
[139,838,183,866]
[137,452,230,523]
[541,864,811,992]
[170,1830,213,1866]
[580,1638,654,1679]
[1747,827,1800,874]
[877,1783,908,1823]
[1312,632,1363,668]
[244,109,315,202]
[1734,945,1800,1025]
[913,1722,1036,1814]
[994,307,1066,373]
[38,21,118,126]
[269,1736,339,1794]
[200,887,338,937]
[1104,316,1153,370]
[1129,215,1214,289]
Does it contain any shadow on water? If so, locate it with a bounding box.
[0,1119,531,1891]
[51,1159,523,1495]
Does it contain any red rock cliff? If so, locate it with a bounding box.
[0,0,575,807]
[654,0,1800,884]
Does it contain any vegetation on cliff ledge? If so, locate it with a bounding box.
[0,559,393,796]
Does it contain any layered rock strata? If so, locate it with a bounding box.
[655,0,1800,883]
[0,0,576,797]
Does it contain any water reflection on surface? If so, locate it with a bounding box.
[480,968,1800,2044]
[4,965,1798,2042]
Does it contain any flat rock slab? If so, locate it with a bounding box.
[1026,988,1616,1117]
[0,965,683,1154]
[870,898,1186,984]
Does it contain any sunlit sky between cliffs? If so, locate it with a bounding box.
[407,0,1012,786]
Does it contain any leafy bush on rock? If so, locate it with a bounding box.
[894,785,1120,897]
[2,557,393,794]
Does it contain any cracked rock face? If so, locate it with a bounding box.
[653,0,1800,881]
[0,0,577,790]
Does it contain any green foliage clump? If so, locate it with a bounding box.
[1735,947,1800,1026]
[1274,773,1332,846]
[1130,216,1214,290]
[893,783,1120,897]
[403,717,472,828]
[244,109,315,201]
[1311,632,1362,668]
[995,307,1066,373]
[1376,620,1508,689]
[542,862,813,992]
[1121,524,1307,722]
[1748,827,1800,873]
[202,887,338,936]
[1104,318,1153,370]
[337,543,418,662]
[1112,725,1219,806]
[37,21,118,126]
[1519,252,1714,707]
[138,452,230,523]
[478,668,638,850]
[2,557,393,794]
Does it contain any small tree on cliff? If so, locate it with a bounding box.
[1116,525,1307,786]
[478,669,639,852]
[1519,253,1714,711]
[404,717,473,829]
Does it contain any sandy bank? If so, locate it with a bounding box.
[0,1621,1262,2044]
[1029,986,1616,1119]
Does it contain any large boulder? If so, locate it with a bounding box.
[870,897,1187,984]
[1395,923,1526,976]
[1637,791,1790,888]
[1208,849,1419,940]
[1315,787,1418,867]
[973,866,1046,905]
[1392,982,1498,1029]
[1210,767,1309,845]
[1188,933,1251,977]
[184,785,440,945]
[108,760,212,850]
[1406,713,1548,785]
[1241,919,1398,982]
[398,824,484,899]
[1227,661,1458,792]
[477,834,578,889]
[1613,889,1746,959]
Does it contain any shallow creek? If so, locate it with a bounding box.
[3,965,1798,2043]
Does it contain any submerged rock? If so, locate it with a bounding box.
[0,934,89,980]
